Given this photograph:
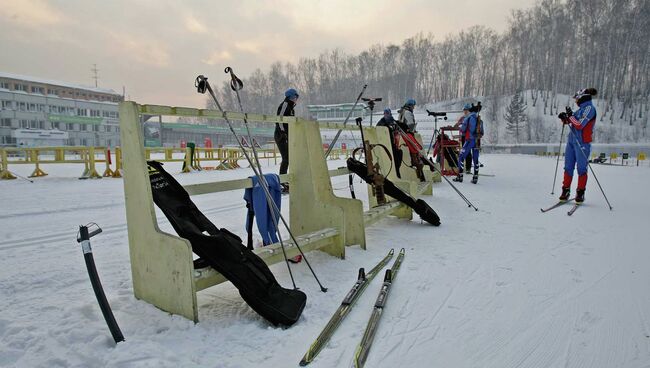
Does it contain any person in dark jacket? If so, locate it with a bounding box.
[376,108,403,178]
[275,88,299,192]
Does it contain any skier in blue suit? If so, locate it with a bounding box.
[557,88,598,204]
[454,103,482,183]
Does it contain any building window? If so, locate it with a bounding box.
[18,102,26,111]
[39,121,45,129]
[67,123,75,131]
[48,89,58,95]
[1,135,17,145]
[80,124,88,131]
[0,82,9,89]
[1,118,12,127]
[52,122,60,130]
[1,100,12,109]
[102,111,110,118]
[15,84,27,91]
[77,108,87,116]
[20,120,29,128]
[90,109,100,117]
[93,125,101,132]
[30,86,45,94]
[28,103,36,111]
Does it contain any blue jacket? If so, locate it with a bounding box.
[568,100,596,144]
[460,112,482,139]
[244,174,282,246]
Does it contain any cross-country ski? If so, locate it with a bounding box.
[299,249,395,366]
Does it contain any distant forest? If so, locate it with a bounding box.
[210,0,649,141]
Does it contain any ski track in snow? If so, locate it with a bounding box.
[1,155,650,367]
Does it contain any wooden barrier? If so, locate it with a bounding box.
[118,102,435,322]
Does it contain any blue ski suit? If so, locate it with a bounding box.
[563,100,596,189]
[457,112,481,171]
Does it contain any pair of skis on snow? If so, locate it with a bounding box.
[300,248,405,368]
[540,198,581,216]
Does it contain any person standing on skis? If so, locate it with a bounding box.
[557,88,598,204]
[275,88,299,193]
[455,103,481,183]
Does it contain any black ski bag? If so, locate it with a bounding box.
[347,157,441,226]
[147,160,306,326]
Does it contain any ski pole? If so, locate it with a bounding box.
[568,128,613,210]
[224,67,328,292]
[550,124,566,195]
[324,84,368,159]
[197,73,325,292]
[7,170,34,183]
[77,223,124,344]
[394,126,478,211]
[197,74,299,290]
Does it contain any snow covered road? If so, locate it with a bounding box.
[1,155,649,368]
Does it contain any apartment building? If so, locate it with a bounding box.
[0,72,123,147]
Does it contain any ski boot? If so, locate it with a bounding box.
[281,183,290,195]
[559,187,570,202]
[575,189,585,204]
[471,170,478,184]
[453,172,463,182]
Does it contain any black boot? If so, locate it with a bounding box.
[576,189,585,203]
[471,169,478,184]
[453,172,463,182]
[559,187,570,201]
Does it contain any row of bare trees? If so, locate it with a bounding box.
[210,0,649,141]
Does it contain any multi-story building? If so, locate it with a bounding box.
[0,72,123,147]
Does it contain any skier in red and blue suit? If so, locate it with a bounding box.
[454,103,481,183]
[557,88,598,203]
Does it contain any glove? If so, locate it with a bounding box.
[558,112,567,120]
[565,106,573,116]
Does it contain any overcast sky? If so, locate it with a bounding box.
[0,0,537,107]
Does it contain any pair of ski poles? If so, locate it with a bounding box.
[196,69,327,292]
[550,121,613,210]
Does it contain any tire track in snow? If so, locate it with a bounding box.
[0,202,243,250]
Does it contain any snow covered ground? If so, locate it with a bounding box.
[1,154,650,368]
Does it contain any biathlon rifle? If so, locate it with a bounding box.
[355,117,387,205]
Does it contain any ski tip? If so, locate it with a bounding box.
[388,248,395,255]
[299,358,310,366]
[320,287,328,293]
